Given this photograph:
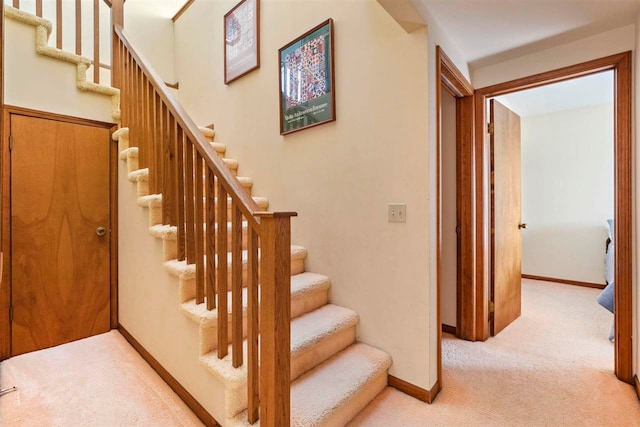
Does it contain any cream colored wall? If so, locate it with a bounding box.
[124,0,175,84]
[440,90,457,327]
[4,17,113,122]
[118,165,227,421]
[520,103,613,285]
[175,0,431,389]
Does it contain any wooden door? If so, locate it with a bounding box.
[10,114,111,356]
[490,100,522,335]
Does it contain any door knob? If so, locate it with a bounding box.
[518,223,527,230]
[96,227,107,237]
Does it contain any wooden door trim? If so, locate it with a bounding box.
[0,1,5,360]
[0,106,117,360]
[436,46,474,399]
[473,51,633,383]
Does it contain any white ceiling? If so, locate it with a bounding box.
[493,71,613,117]
[128,0,186,19]
[416,0,640,68]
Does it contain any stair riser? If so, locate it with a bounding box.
[291,327,356,383]
[146,192,254,226]
[320,369,388,427]
[126,153,138,173]
[136,180,149,198]
[167,257,304,296]
[160,224,249,256]
[190,288,330,355]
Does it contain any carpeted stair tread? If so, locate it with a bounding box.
[290,304,358,358]
[138,194,268,210]
[199,304,359,390]
[152,221,248,242]
[179,272,330,327]
[223,158,239,171]
[128,168,149,182]
[112,127,129,141]
[137,194,162,207]
[149,224,177,240]
[127,168,250,189]
[199,126,216,140]
[163,245,307,280]
[119,146,138,160]
[289,343,392,427]
[236,176,252,189]
[227,343,392,426]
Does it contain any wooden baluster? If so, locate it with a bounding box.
[247,227,259,424]
[36,0,43,17]
[129,59,136,147]
[136,66,145,168]
[125,53,132,129]
[184,140,196,263]
[93,0,100,83]
[206,169,216,310]
[56,0,62,49]
[75,0,81,54]
[142,77,149,181]
[217,182,228,358]
[161,104,172,224]
[195,152,204,304]
[176,127,186,261]
[258,213,294,427]
[148,82,156,194]
[231,202,243,368]
[120,43,126,125]
[111,0,124,89]
[12,1,19,9]
[168,113,178,226]
[130,63,137,147]
[155,93,163,193]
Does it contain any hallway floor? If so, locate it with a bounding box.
[1,280,638,426]
[0,330,203,426]
[349,279,640,426]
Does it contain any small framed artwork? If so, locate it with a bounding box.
[279,19,335,135]
[224,0,260,84]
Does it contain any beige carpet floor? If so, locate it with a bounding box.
[349,279,640,426]
[0,330,203,426]
[1,280,638,426]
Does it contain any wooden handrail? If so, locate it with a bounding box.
[114,25,262,228]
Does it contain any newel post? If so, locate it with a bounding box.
[256,212,297,427]
[111,0,124,88]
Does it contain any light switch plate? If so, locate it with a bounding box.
[388,204,406,223]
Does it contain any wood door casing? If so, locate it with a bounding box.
[11,114,111,356]
[490,100,522,335]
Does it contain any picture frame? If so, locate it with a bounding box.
[224,0,260,84]
[279,19,335,135]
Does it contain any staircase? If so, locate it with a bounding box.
[116,124,392,426]
[5,4,394,426]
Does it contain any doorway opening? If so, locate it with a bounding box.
[488,70,616,367]
[436,51,634,398]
